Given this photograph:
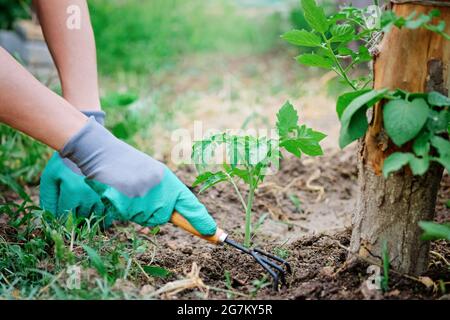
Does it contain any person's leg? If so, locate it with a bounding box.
[0,47,87,150]
[33,0,101,110]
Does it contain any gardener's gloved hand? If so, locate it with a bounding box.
[40,111,106,219]
[59,117,217,235]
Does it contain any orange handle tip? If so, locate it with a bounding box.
[170,211,226,244]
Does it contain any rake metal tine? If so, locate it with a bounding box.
[253,247,292,273]
[224,238,251,254]
[258,255,287,287]
[223,238,289,290]
[258,255,285,274]
[250,251,279,290]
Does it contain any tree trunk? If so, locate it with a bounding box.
[349,1,450,275]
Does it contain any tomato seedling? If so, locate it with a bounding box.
[192,102,326,247]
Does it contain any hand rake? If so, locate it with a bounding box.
[170,211,292,291]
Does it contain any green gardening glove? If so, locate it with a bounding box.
[39,153,104,219]
[59,117,217,235]
[39,111,105,219]
[86,167,215,233]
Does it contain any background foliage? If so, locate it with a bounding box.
[0,0,30,29]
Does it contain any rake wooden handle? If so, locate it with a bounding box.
[170,211,227,244]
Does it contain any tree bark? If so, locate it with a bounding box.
[349,1,450,275]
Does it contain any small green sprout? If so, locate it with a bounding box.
[192,102,326,247]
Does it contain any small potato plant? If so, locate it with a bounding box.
[192,102,326,247]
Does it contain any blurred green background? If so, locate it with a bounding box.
[0,0,341,189]
[89,0,285,76]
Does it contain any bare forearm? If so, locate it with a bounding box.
[0,47,87,150]
[33,0,101,110]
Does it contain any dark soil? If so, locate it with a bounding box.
[143,149,450,300]
[1,148,449,299]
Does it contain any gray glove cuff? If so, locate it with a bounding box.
[81,110,105,125]
[60,117,115,173]
[58,110,105,174]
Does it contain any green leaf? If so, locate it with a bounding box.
[142,265,171,278]
[281,29,322,47]
[227,136,247,167]
[297,126,326,156]
[280,125,326,157]
[298,140,324,156]
[276,101,299,137]
[427,91,450,107]
[330,23,355,42]
[247,138,271,166]
[339,89,387,148]
[412,131,430,156]
[409,156,430,175]
[192,171,228,193]
[281,139,323,157]
[306,128,327,142]
[341,108,368,149]
[383,98,429,146]
[301,0,329,33]
[281,140,302,157]
[424,21,450,40]
[336,89,371,119]
[192,133,230,172]
[404,14,430,29]
[383,152,429,177]
[429,9,441,18]
[337,46,353,56]
[430,136,450,171]
[430,136,450,157]
[434,156,450,172]
[83,245,107,277]
[228,166,251,185]
[355,45,372,63]
[427,109,449,134]
[408,92,428,100]
[390,88,409,99]
[327,11,345,24]
[383,152,412,178]
[296,53,334,69]
[419,221,450,241]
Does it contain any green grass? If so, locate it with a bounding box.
[0,125,51,186]
[0,197,165,299]
[90,0,283,76]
